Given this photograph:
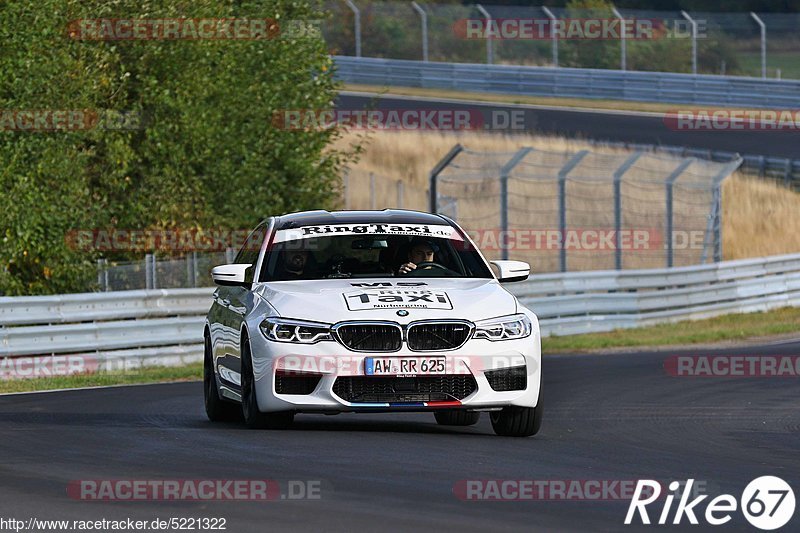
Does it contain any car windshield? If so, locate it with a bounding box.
[261,223,493,281]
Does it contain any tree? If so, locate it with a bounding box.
[0,0,354,295]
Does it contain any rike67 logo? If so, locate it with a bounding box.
[626,477,795,530]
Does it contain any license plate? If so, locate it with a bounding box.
[365,357,446,376]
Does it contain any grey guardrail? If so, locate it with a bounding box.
[333,56,800,108]
[1,253,799,374]
[0,288,214,372]
[516,252,800,337]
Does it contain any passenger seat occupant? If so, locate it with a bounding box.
[280,250,309,279]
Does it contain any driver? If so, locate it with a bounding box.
[397,238,439,275]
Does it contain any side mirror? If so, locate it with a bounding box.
[211,264,252,287]
[490,260,530,283]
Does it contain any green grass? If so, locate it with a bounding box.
[542,306,800,353]
[0,363,202,394]
[737,51,800,80]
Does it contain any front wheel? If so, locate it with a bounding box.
[490,387,543,437]
[204,335,240,422]
[240,337,294,430]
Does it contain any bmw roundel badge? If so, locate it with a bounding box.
[396,309,409,317]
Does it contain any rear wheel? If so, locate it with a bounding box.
[490,386,543,437]
[204,334,240,422]
[240,336,294,430]
[434,410,480,426]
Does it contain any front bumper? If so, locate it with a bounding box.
[248,333,542,413]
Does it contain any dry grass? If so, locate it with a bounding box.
[336,130,800,266]
[723,174,800,260]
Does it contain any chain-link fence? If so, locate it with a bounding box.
[97,251,232,291]
[430,145,742,272]
[91,145,743,288]
[323,1,800,78]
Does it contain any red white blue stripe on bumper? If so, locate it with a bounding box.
[349,400,462,408]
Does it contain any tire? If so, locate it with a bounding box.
[204,334,240,422]
[490,386,543,437]
[434,410,480,426]
[240,335,294,430]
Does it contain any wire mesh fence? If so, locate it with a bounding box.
[91,143,745,289]
[97,252,232,292]
[431,145,742,272]
[323,1,799,78]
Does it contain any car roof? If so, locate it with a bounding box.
[273,209,450,230]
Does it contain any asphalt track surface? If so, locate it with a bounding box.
[1,341,798,532]
[337,93,800,159]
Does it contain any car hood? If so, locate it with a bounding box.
[254,278,517,323]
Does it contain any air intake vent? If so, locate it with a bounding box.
[484,365,527,392]
[333,375,478,403]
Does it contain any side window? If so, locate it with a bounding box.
[233,223,266,279]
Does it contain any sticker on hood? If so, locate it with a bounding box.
[344,289,453,311]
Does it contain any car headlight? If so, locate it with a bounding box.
[260,318,333,344]
[473,314,532,341]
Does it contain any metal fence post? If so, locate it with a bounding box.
[343,169,350,210]
[712,186,723,263]
[192,251,199,287]
[476,5,493,64]
[541,6,558,67]
[96,258,109,291]
[612,7,627,71]
[370,172,376,210]
[750,13,766,79]
[429,144,464,213]
[664,159,695,268]
[345,0,361,57]
[557,150,590,272]
[411,2,428,62]
[701,157,743,263]
[225,247,235,264]
[499,148,533,260]
[397,180,404,208]
[186,254,193,288]
[681,11,697,74]
[612,152,643,270]
[145,254,153,289]
[151,253,157,289]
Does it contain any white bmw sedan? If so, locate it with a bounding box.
[204,210,542,437]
